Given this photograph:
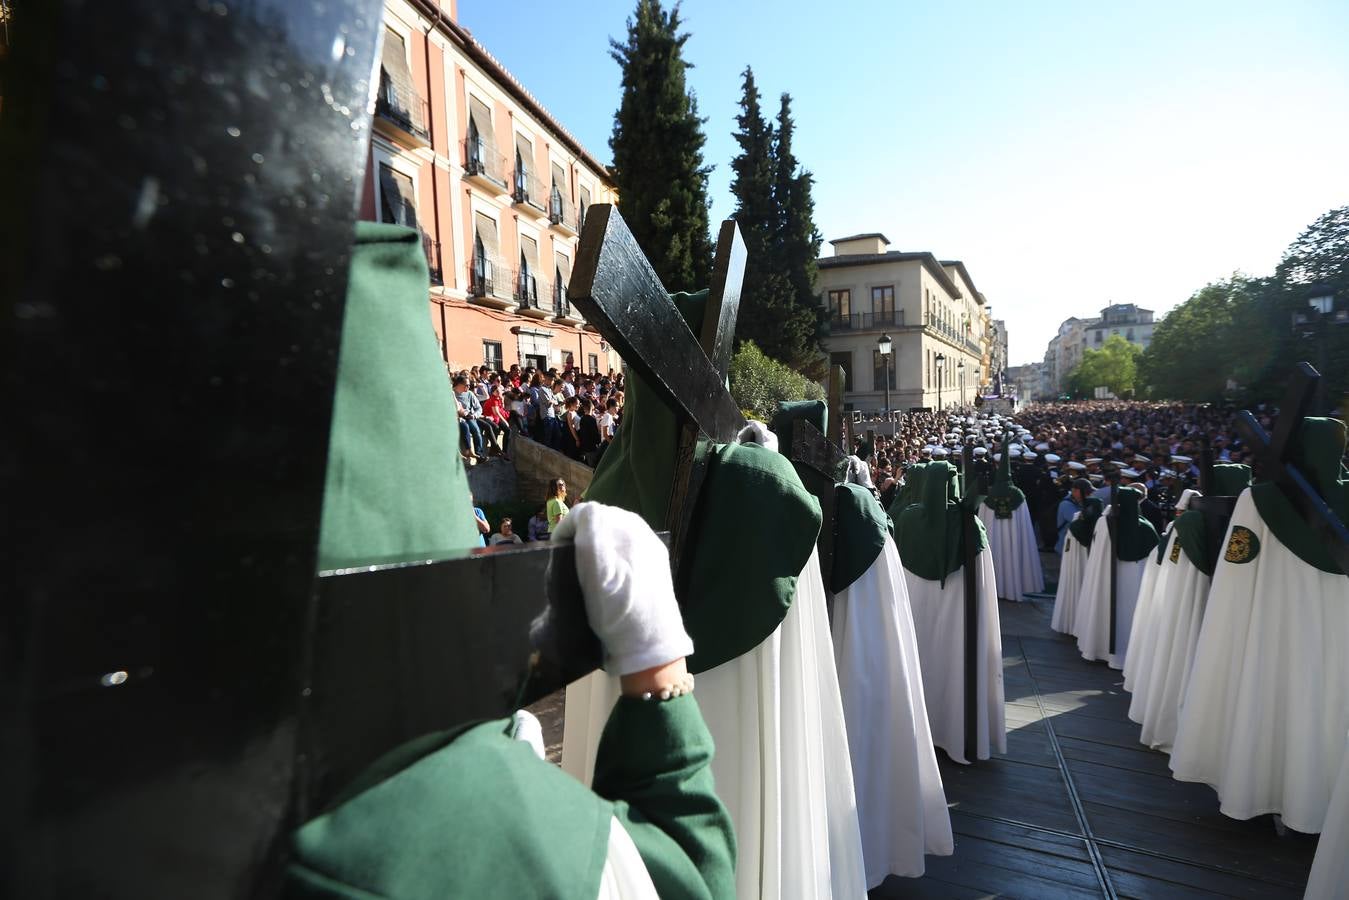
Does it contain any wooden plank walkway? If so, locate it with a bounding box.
[875,587,1320,899]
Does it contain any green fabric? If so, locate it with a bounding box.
[1069,497,1105,548]
[895,460,987,585]
[584,290,820,673]
[831,482,892,593]
[1114,487,1160,562]
[1250,417,1349,575]
[287,695,735,900]
[983,430,1025,518]
[888,462,928,528]
[1172,465,1253,575]
[595,695,738,900]
[317,223,479,570]
[769,400,828,459]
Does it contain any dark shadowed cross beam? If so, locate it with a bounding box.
[961,441,981,763]
[1234,362,1349,576]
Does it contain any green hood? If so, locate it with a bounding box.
[895,460,987,585]
[1172,464,1253,575]
[888,462,929,527]
[1114,486,1160,562]
[1069,497,1105,549]
[584,290,823,672]
[1250,417,1348,575]
[831,481,892,593]
[982,430,1026,518]
[770,400,828,457]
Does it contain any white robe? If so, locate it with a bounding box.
[562,549,869,900]
[901,550,1006,764]
[1122,530,1173,694]
[832,537,952,887]
[1075,514,1148,670]
[978,502,1045,601]
[1050,527,1088,636]
[1169,490,1349,834]
[1304,730,1349,899]
[1126,532,1213,752]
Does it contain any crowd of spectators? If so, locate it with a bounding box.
[448,362,625,466]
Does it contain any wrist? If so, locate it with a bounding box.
[619,658,688,699]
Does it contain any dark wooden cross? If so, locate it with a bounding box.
[1107,484,1120,655]
[784,365,850,604]
[1233,362,1349,576]
[960,442,983,763]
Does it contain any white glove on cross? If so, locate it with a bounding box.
[550,502,693,676]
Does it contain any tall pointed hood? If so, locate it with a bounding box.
[983,429,1025,518]
[1114,485,1160,562]
[895,460,987,585]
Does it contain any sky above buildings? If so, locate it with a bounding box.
[460,0,1349,365]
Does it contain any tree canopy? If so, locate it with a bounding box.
[608,0,713,291]
[1066,335,1142,399]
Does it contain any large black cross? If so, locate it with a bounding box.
[959,442,983,763]
[1233,363,1349,576]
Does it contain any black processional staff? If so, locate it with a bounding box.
[1107,482,1119,656]
[961,440,981,765]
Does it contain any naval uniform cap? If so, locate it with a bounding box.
[1045,453,1062,464]
[1067,461,1087,472]
[1024,451,1038,459]
[1172,455,1192,464]
[1120,467,1141,478]
[1036,443,1051,452]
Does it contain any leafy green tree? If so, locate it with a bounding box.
[1274,205,1349,410]
[772,93,827,379]
[729,340,826,421]
[1067,335,1142,398]
[1138,275,1252,400]
[609,0,713,290]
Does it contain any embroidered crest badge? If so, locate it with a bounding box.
[1224,525,1259,564]
[987,496,1016,519]
[1170,541,1181,564]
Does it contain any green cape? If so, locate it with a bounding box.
[1250,417,1348,575]
[584,292,821,673]
[1069,497,1105,549]
[895,460,988,585]
[982,430,1025,518]
[1172,464,1253,574]
[831,481,893,593]
[317,222,480,570]
[1114,487,1160,562]
[769,400,828,457]
[888,462,928,528]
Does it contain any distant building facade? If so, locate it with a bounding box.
[1006,363,1041,402]
[1040,304,1155,395]
[989,318,1008,390]
[815,233,989,411]
[367,0,619,374]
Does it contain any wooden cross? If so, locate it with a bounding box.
[1233,362,1349,576]
[960,442,982,763]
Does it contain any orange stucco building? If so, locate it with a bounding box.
[362,0,619,374]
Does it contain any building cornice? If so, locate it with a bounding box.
[818,251,964,300]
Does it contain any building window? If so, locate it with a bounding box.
[483,340,503,371]
[471,212,501,297]
[871,285,895,325]
[1126,328,1135,341]
[1095,331,1103,343]
[830,351,853,391]
[377,163,417,227]
[588,353,599,374]
[828,289,851,324]
[873,349,896,391]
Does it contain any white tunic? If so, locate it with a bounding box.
[1304,731,1349,899]
[1126,532,1213,752]
[1075,514,1148,670]
[1122,531,1173,694]
[1169,490,1349,833]
[832,537,953,886]
[562,549,869,900]
[1050,527,1088,636]
[977,502,1045,602]
[901,550,1006,764]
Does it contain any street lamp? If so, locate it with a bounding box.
[957,358,965,408]
[877,332,893,415]
[1292,284,1347,413]
[935,352,946,412]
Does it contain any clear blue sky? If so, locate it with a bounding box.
[461,0,1349,365]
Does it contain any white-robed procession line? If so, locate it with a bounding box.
[1051,526,1089,636]
[977,501,1045,602]
[1075,511,1148,670]
[832,537,953,886]
[563,546,869,900]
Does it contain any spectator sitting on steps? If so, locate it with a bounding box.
[488,516,523,545]
[528,505,550,542]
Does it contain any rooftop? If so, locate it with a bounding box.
[829,232,891,246]
[818,250,964,300]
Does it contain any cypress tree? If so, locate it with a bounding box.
[608,0,713,291]
[773,93,827,378]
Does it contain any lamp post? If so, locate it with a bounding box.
[957,358,965,408]
[1293,284,1346,414]
[877,332,893,415]
[935,351,946,412]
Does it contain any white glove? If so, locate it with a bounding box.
[550,502,693,676]
[1175,488,1202,512]
[737,420,779,452]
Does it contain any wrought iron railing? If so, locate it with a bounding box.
[513,269,540,309]
[553,280,570,317]
[422,234,443,286]
[375,76,429,141]
[512,168,547,210]
[828,310,903,331]
[463,138,508,187]
[549,187,576,230]
[468,257,509,300]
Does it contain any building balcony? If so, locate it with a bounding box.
[515,271,551,318]
[374,80,430,147]
[549,190,578,236]
[552,283,583,325]
[829,310,904,331]
[462,139,509,194]
[511,170,549,219]
[467,258,515,310]
[422,233,443,287]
